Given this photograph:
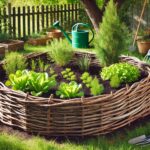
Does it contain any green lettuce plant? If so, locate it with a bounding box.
[110,75,121,88]
[100,62,140,83]
[5,70,57,97]
[5,70,29,92]
[56,81,84,99]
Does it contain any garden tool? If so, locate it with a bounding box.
[53,21,94,48]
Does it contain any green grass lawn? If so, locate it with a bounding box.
[0,119,150,150]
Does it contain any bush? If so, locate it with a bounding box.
[100,62,140,83]
[94,0,128,66]
[48,39,73,66]
[3,52,27,76]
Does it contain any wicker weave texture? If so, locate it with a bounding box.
[0,54,150,136]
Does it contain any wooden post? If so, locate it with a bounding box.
[27,6,31,36]
[32,6,35,33]
[8,3,12,37]
[12,7,16,38]
[22,6,26,38]
[18,7,21,38]
[36,6,40,33]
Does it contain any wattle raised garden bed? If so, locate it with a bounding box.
[0,52,150,136]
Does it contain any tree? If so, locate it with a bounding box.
[94,0,127,66]
[80,0,124,31]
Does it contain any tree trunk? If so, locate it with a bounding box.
[80,0,124,31]
[80,0,102,32]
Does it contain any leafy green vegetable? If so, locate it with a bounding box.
[5,70,29,91]
[61,68,76,81]
[56,81,84,99]
[5,70,57,96]
[100,63,140,83]
[110,75,121,88]
[28,71,56,96]
[90,77,104,96]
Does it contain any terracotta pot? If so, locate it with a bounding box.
[47,29,63,39]
[27,37,50,46]
[137,40,150,55]
[0,40,24,53]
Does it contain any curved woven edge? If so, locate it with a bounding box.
[0,53,150,136]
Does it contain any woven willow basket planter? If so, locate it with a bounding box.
[0,52,150,136]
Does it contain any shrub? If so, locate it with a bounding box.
[77,54,91,71]
[3,52,27,76]
[61,68,76,81]
[56,81,84,99]
[94,0,128,66]
[90,77,104,96]
[100,62,140,83]
[48,39,73,66]
[0,32,10,42]
[110,75,121,88]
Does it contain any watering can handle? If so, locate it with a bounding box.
[72,23,94,44]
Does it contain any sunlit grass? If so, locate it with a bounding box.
[0,120,150,150]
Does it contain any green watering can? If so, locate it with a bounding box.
[53,21,94,48]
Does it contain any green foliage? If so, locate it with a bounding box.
[80,72,92,88]
[101,62,140,84]
[4,52,27,76]
[94,0,128,66]
[81,73,104,96]
[6,70,57,96]
[28,71,56,96]
[90,77,104,96]
[49,39,73,66]
[110,75,121,88]
[30,59,50,72]
[61,68,76,81]
[49,68,57,78]
[56,81,84,99]
[0,32,11,42]
[77,54,91,71]
[5,70,29,92]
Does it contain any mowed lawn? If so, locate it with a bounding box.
[0,119,150,150]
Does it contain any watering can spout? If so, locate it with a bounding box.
[52,21,72,44]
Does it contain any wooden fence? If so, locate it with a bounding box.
[0,3,88,39]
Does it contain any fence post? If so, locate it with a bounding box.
[8,3,12,37]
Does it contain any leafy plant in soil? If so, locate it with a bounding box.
[6,70,57,97]
[100,62,140,84]
[48,39,73,66]
[30,59,50,72]
[5,70,29,92]
[81,72,104,96]
[28,71,56,96]
[90,77,104,96]
[61,68,76,81]
[110,75,121,88]
[94,0,128,66]
[77,54,91,71]
[56,81,84,99]
[3,52,27,76]
[80,72,92,88]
